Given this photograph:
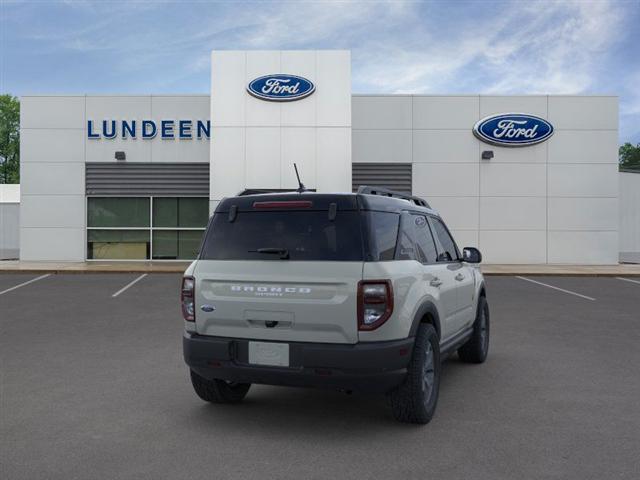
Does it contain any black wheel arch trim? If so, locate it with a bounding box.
[409,301,442,339]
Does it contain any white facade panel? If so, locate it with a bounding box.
[480,197,547,231]
[547,130,618,164]
[352,130,412,163]
[149,136,210,163]
[21,96,85,129]
[352,96,411,130]
[548,164,618,197]
[20,195,85,228]
[211,51,246,127]
[413,96,479,130]
[20,163,84,195]
[316,50,351,127]
[21,129,85,163]
[619,172,640,262]
[548,231,619,264]
[210,127,245,200]
[481,142,547,164]
[428,196,479,230]
[480,230,547,264]
[412,130,478,163]
[151,95,210,121]
[86,134,152,163]
[479,95,547,119]
[316,128,352,193]
[85,96,151,121]
[548,197,618,231]
[20,227,85,261]
[245,127,282,188]
[548,96,618,130]
[480,163,546,197]
[413,163,479,197]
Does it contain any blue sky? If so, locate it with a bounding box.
[1,0,639,143]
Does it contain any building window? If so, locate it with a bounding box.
[87,197,208,260]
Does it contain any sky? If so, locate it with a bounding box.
[1,0,639,144]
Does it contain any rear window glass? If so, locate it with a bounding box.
[200,211,363,261]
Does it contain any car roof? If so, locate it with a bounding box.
[215,191,439,216]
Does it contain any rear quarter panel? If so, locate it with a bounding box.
[359,260,443,342]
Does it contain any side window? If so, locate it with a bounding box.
[412,215,438,264]
[395,214,418,261]
[428,217,460,262]
[365,212,400,261]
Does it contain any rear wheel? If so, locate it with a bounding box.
[190,370,251,404]
[388,323,441,424]
[458,296,490,363]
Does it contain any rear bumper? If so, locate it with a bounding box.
[183,332,414,393]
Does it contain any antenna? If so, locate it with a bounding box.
[293,163,306,193]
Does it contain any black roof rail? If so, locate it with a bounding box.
[356,185,431,208]
[237,188,316,196]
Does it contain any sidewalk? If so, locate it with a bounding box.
[1,260,639,276]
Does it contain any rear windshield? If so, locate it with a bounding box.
[200,211,364,261]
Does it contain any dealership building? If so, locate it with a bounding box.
[17,50,622,264]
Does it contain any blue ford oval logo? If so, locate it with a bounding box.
[473,113,554,147]
[247,74,315,102]
[200,305,215,312]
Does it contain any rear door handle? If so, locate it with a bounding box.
[430,277,443,287]
[455,273,465,281]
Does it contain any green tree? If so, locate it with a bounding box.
[619,142,640,171]
[0,95,20,183]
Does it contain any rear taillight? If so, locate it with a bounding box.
[357,280,393,331]
[181,276,195,322]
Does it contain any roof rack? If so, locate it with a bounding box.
[356,185,431,208]
[237,188,316,196]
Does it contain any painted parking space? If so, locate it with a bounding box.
[0,273,50,293]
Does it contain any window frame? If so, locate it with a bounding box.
[86,195,209,261]
[408,213,440,265]
[426,215,462,263]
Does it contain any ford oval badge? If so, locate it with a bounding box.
[473,113,554,147]
[200,305,215,312]
[247,74,315,102]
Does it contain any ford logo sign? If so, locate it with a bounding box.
[473,113,554,147]
[247,74,315,102]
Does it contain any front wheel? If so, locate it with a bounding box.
[388,323,441,424]
[458,295,490,364]
[190,370,251,404]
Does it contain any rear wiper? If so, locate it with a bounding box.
[249,247,290,260]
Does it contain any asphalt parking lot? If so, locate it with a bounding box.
[1,273,640,480]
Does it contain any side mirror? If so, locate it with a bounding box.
[462,247,482,264]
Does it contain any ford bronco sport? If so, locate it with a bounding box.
[182,186,489,424]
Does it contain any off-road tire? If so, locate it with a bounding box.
[190,370,251,404]
[458,295,490,364]
[388,323,441,424]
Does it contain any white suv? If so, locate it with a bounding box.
[182,187,489,424]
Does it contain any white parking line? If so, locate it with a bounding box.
[515,276,596,301]
[112,274,148,298]
[616,277,640,285]
[0,274,51,296]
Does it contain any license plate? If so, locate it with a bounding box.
[248,341,289,367]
